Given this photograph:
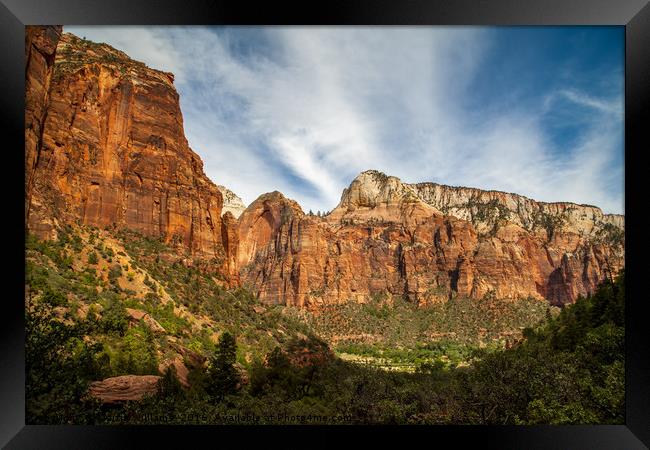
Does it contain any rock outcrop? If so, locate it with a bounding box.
[88,375,161,403]
[406,176,624,238]
[158,357,190,387]
[125,308,166,333]
[217,185,246,219]
[238,171,624,307]
[327,170,440,226]
[25,29,624,309]
[238,191,331,306]
[25,30,232,277]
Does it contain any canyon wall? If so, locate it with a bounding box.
[25,28,625,308]
[25,25,63,227]
[239,171,624,307]
[407,179,624,238]
[25,29,233,278]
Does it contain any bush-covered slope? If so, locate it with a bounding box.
[25,224,624,424]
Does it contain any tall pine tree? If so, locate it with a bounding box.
[206,332,240,401]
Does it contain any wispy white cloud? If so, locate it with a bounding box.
[66,26,624,214]
[544,88,623,116]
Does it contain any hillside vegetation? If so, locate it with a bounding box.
[25,225,624,424]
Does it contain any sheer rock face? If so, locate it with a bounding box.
[238,191,333,307]
[239,171,624,307]
[25,30,624,309]
[25,31,233,278]
[221,211,241,285]
[25,26,63,229]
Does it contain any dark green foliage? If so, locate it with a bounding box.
[113,325,159,375]
[108,263,122,281]
[454,271,625,424]
[462,198,511,235]
[249,338,330,402]
[94,273,623,425]
[249,347,290,396]
[26,300,106,424]
[532,210,566,241]
[41,286,68,307]
[144,301,189,336]
[206,332,240,401]
[369,170,389,185]
[107,263,122,289]
[97,294,128,335]
[158,366,184,399]
[593,222,625,248]
[87,251,99,265]
[336,340,479,370]
[279,205,293,226]
[302,294,548,346]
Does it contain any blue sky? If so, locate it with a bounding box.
[66,26,624,214]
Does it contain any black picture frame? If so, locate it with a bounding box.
[2,0,648,448]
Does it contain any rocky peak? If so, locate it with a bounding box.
[328,170,440,225]
[216,185,246,219]
[338,170,416,207]
[55,33,175,87]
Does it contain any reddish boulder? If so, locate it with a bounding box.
[88,375,161,403]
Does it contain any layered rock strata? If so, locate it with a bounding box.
[238,171,624,307]
[25,29,625,309]
[25,30,231,276]
[88,375,161,403]
[406,176,624,237]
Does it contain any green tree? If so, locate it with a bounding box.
[87,251,99,265]
[114,325,158,375]
[26,300,105,424]
[206,332,240,401]
[41,286,68,307]
[455,271,625,425]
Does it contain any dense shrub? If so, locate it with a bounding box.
[87,251,99,265]
[112,325,159,375]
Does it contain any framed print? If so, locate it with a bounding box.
[2,0,649,448]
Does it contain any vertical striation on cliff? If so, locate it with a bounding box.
[25,30,238,280]
[25,26,63,227]
[25,29,624,308]
[239,170,624,307]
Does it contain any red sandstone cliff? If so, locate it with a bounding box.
[25,29,234,278]
[238,171,624,307]
[25,26,63,226]
[25,29,624,308]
